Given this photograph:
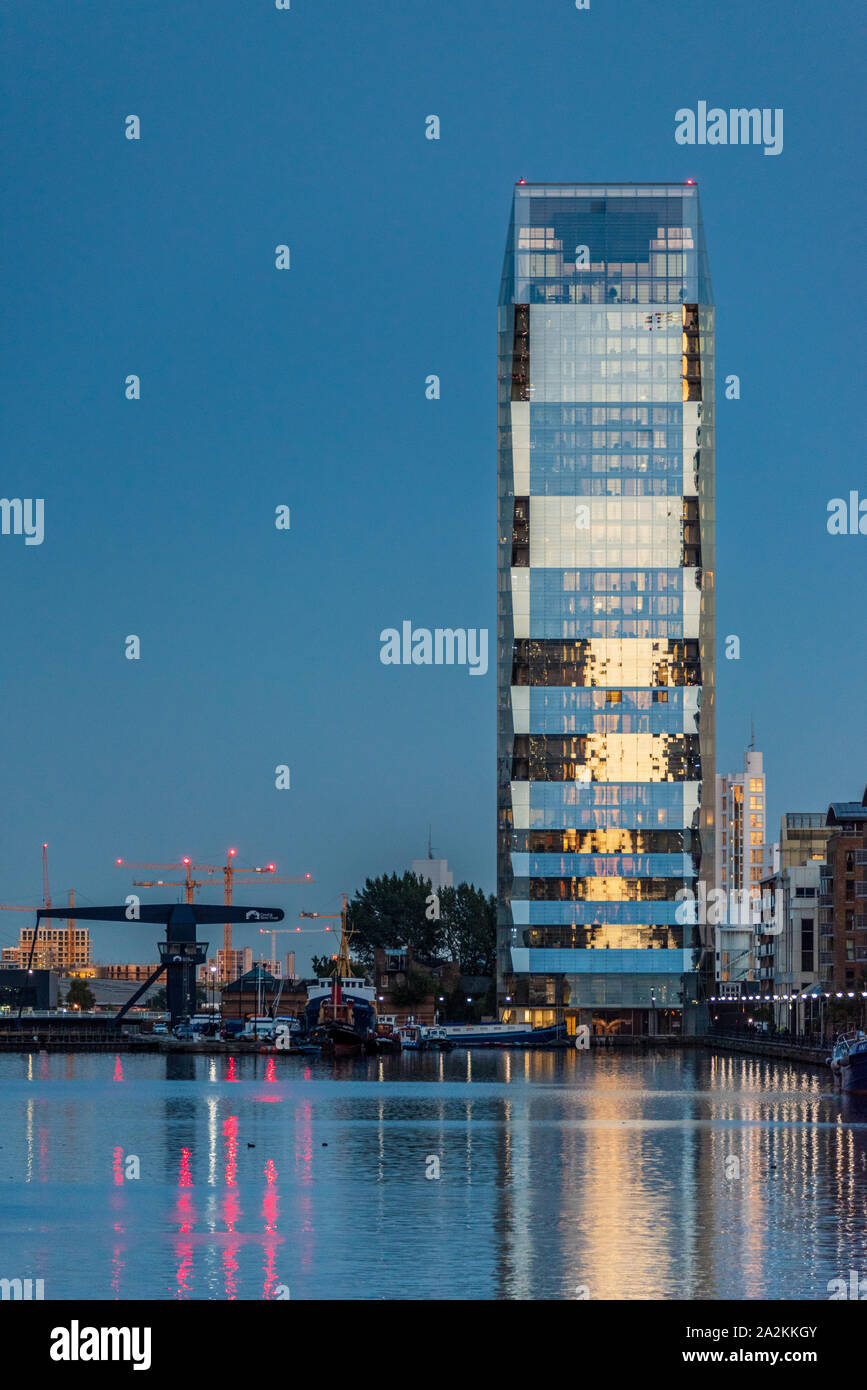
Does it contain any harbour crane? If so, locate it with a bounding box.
[25,901,285,1026]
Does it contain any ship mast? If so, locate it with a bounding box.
[335,893,353,979]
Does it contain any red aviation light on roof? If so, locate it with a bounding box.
[685,178,695,184]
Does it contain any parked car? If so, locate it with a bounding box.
[173,1024,195,1039]
[152,1022,169,1035]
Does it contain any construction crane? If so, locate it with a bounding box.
[299,903,351,976]
[0,888,79,969]
[257,923,331,975]
[115,858,203,906]
[190,851,313,956]
[1,845,78,969]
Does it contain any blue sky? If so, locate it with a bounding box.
[1,0,863,965]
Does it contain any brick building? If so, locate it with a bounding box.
[819,791,867,993]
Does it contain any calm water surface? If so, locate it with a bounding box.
[2,1048,866,1300]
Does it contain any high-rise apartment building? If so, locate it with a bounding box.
[714,748,768,991]
[497,182,715,1035]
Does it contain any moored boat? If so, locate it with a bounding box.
[829,1031,867,1093]
[398,1022,451,1051]
[439,1020,566,1048]
[304,897,379,1056]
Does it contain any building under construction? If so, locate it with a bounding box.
[1,923,92,971]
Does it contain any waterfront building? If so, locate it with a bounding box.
[496,182,715,1035]
[214,946,252,984]
[714,748,768,993]
[95,962,159,982]
[220,964,281,1022]
[778,811,833,872]
[818,790,867,993]
[1,923,91,971]
[0,968,57,1011]
[755,814,833,1030]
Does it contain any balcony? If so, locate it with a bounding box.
[818,893,833,907]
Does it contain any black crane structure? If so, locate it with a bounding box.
[24,902,284,1027]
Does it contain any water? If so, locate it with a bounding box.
[2,1047,866,1301]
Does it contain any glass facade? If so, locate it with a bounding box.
[497,184,715,1032]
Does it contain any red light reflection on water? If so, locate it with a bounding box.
[112,1056,124,1082]
[179,1146,193,1188]
[223,1115,238,1186]
[110,1228,125,1300]
[221,1115,241,1297]
[265,1057,276,1084]
[262,1159,280,1299]
[294,1101,315,1273]
[174,1153,196,1298]
[225,1056,238,1083]
[112,1146,124,1185]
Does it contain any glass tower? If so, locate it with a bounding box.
[497,183,715,1035]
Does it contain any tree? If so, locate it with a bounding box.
[65,978,95,1010]
[438,883,497,975]
[347,871,443,965]
[390,969,434,1007]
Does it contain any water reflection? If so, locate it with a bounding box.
[1,1049,867,1300]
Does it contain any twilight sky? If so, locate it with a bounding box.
[1,0,863,965]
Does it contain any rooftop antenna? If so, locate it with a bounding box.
[749,716,755,751]
[428,826,433,860]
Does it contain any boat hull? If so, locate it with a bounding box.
[441,1022,566,1048]
[832,1042,867,1094]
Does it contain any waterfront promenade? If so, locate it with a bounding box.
[0,1022,839,1073]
